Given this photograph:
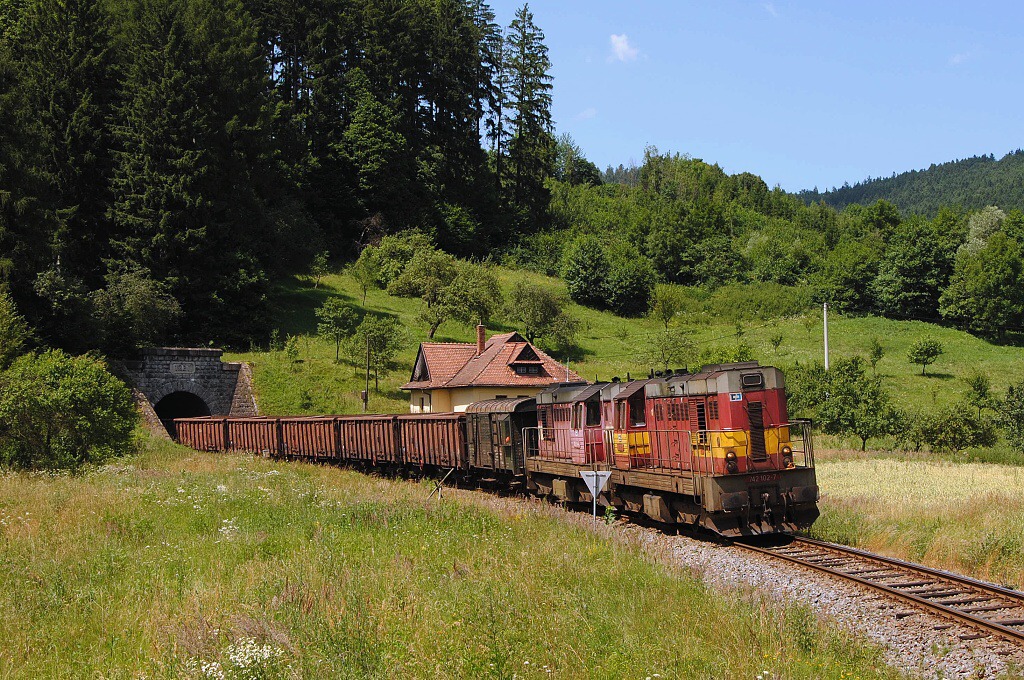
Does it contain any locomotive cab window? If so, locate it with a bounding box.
[740,373,764,389]
[628,395,646,428]
[586,401,601,427]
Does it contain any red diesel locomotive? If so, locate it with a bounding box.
[174,361,818,537]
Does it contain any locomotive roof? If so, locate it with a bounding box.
[535,381,593,404]
[603,379,650,401]
[647,362,785,397]
[465,397,537,413]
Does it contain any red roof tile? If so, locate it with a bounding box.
[401,332,584,390]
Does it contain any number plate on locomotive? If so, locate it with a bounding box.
[748,473,781,483]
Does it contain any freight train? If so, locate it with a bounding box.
[174,361,818,537]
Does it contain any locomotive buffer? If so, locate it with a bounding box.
[580,471,612,521]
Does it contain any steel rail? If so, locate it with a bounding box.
[736,536,1024,645]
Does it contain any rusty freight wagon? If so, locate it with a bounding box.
[226,417,279,455]
[337,415,398,464]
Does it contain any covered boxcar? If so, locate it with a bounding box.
[465,397,536,476]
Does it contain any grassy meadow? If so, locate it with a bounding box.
[0,436,899,679]
[226,267,1024,419]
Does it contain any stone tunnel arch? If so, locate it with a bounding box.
[154,391,212,436]
[116,348,258,439]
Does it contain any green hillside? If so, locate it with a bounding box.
[799,150,1024,216]
[227,268,1024,423]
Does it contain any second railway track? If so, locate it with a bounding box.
[736,536,1024,645]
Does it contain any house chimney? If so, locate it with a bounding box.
[476,324,486,356]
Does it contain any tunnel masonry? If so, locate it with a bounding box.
[119,348,258,434]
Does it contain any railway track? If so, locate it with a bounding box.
[736,536,1024,645]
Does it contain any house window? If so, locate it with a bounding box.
[514,364,540,375]
[496,394,507,400]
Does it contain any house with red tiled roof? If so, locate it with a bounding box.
[401,326,585,413]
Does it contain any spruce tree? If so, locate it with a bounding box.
[17,0,118,288]
[111,0,277,344]
[504,3,554,230]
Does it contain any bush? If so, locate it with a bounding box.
[606,256,654,317]
[998,381,1024,453]
[705,283,815,322]
[0,350,138,470]
[916,404,998,453]
[373,230,435,287]
[907,338,944,376]
[0,291,31,369]
[561,235,609,308]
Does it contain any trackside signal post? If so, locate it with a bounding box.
[580,471,612,520]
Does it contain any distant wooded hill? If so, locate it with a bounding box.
[798,150,1024,216]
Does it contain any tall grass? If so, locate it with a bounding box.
[0,436,900,679]
[811,456,1024,588]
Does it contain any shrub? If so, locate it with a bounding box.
[91,266,181,356]
[704,283,814,322]
[561,235,608,308]
[605,256,655,317]
[696,342,755,368]
[917,404,998,453]
[998,381,1024,453]
[0,291,31,369]
[0,350,138,470]
[373,230,435,287]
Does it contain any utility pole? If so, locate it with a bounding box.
[823,302,830,371]
[363,336,370,412]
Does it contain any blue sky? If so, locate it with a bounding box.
[486,1,1024,192]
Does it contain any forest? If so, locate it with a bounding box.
[798,149,1024,216]
[0,0,556,352]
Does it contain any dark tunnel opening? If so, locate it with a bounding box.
[155,391,211,437]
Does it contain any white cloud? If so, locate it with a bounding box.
[948,52,969,66]
[609,34,638,62]
[575,107,597,121]
[763,2,778,17]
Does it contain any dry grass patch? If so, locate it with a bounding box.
[811,456,1024,587]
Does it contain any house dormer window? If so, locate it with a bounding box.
[514,364,540,375]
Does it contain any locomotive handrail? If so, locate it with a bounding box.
[521,423,814,474]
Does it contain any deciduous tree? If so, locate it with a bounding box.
[316,297,359,362]
[907,339,944,376]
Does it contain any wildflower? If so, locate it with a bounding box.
[216,484,228,493]
[218,519,239,541]
[199,660,224,680]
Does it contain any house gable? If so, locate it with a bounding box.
[400,329,583,394]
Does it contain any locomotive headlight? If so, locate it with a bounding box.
[725,449,738,473]
[781,445,794,468]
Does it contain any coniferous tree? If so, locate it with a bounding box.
[111,0,277,344]
[504,3,554,229]
[18,0,118,290]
